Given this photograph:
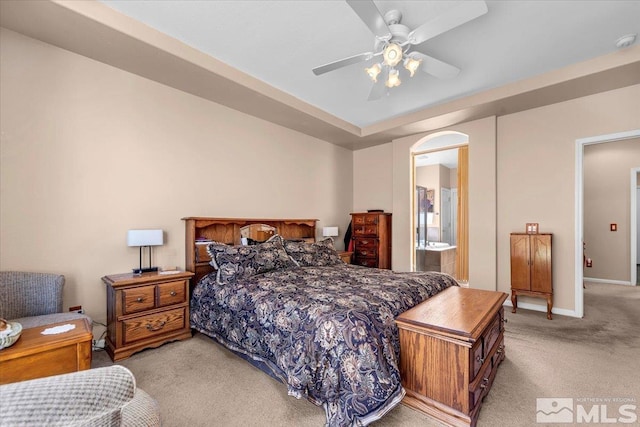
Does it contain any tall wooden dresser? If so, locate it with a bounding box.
[510,233,553,319]
[350,212,392,269]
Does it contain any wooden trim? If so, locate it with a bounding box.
[457,146,469,281]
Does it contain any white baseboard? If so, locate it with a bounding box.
[502,300,579,318]
[92,339,105,350]
[583,277,633,286]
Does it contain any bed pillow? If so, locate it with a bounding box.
[284,238,343,267]
[207,235,297,285]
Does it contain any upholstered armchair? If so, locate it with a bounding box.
[0,271,91,329]
[0,365,161,426]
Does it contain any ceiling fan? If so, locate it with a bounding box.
[312,0,488,100]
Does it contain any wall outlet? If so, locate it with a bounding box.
[92,339,105,350]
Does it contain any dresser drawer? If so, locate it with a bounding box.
[122,285,155,314]
[123,308,186,344]
[483,310,502,357]
[353,225,378,236]
[355,238,377,248]
[355,246,378,258]
[470,339,484,380]
[469,355,494,409]
[157,280,187,307]
[492,337,505,367]
[354,257,378,268]
[352,215,379,226]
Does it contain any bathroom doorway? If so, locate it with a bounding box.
[411,132,469,280]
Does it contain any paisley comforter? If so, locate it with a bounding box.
[190,264,458,426]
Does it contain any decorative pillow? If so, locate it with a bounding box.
[207,235,297,285]
[283,238,343,267]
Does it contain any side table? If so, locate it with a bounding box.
[102,271,194,361]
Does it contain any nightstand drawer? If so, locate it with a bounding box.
[157,280,187,307]
[123,307,186,344]
[122,285,155,314]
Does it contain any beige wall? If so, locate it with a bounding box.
[353,143,393,213]
[353,118,497,290]
[584,138,640,282]
[0,29,353,330]
[497,85,640,314]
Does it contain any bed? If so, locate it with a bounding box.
[184,217,458,426]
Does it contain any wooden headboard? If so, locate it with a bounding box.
[182,217,318,285]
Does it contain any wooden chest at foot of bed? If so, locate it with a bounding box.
[395,286,508,427]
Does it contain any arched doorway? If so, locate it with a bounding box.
[411,132,469,281]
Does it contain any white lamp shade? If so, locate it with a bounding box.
[127,229,163,247]
[322,226,339,237]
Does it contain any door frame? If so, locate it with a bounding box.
[575,129,640,317]
[631,167,640,287]
[411,132,469,275]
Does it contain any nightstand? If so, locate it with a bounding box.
[338,251,353,264]
[102,271,194,361]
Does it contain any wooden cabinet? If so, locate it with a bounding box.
[395,287,508,427]
[103,271,194,361]
[510,233,553,319]
[350,212,392,269]
[0,319,92,385]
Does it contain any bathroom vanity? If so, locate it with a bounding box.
[416,245,457,276]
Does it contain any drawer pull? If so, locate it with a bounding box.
[476,355,484,364]
[146,321,166,331]
[480,377,489,389]
[480,383,487,390]
[170,291,177,296]
[502,318,508,323]
[497,345,505,354]
[136,297,144,302]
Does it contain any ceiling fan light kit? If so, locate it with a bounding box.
[365,63,382,82]
[312,0,488,100]
[385,68,401,88]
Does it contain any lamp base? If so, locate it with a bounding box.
[132,267,159,275]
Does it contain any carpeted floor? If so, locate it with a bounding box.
[93,282,640,426]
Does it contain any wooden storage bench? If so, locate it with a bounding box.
[395,286,508,427]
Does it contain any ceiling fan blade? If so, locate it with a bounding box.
[312,52,373,76]
[367,67,389,101]
[409,1,488,45]
[346,0,391,40]
[413,52,460,79]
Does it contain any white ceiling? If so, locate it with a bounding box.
[98,0,640,128]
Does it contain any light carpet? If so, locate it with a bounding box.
[93,282,640,426]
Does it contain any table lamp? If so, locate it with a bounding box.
[127,229,163,275]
